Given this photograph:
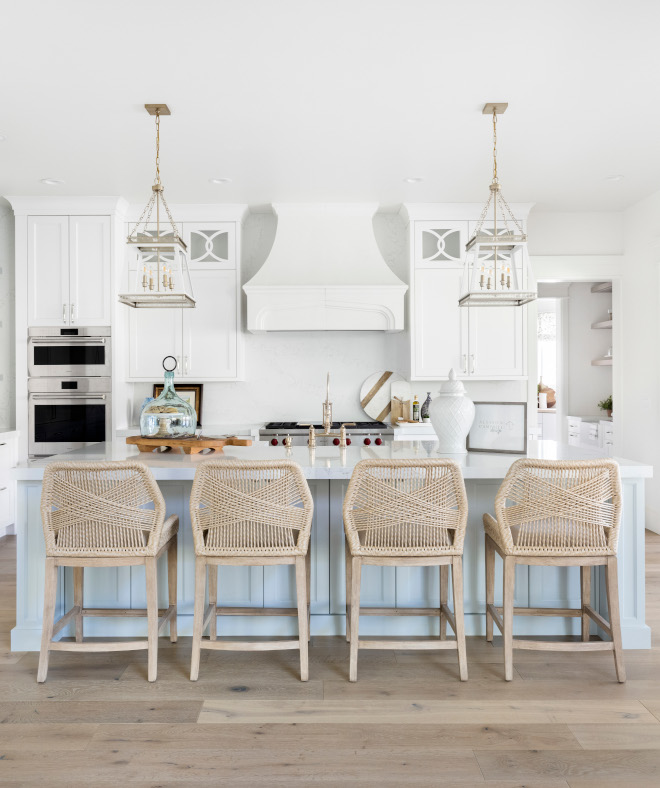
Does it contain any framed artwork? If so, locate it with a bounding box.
[467,402,527,454]
[152,382,204,427]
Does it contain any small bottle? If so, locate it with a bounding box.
[412,394,420,422]
[421,392,432,421]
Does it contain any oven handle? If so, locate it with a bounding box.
[29,393,107,400]
[29,337,107,344]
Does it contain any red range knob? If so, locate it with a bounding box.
[375,437,382,445]
[346,438,351,446]
[270,438,279,446]
[363,438,371,446]
[333,438,340,445]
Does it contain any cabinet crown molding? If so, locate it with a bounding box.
[400,202,535,224]
[6,196,128,216]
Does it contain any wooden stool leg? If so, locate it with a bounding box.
[168,536,178,643]
[502,556,515,681]
[208,564,218,641]
[295,555,309,682]
[606,556,626,683]
[580,565,591,643]
[190,558,206,681]
[485,535,495,643]
[37,558,58,684]
[145,556,159,683]
[73,566,84,643]
[439,564,449,641]
[451,556,468,681]
[306,549,311,642]
[345,539,352,642]
[349,557,362,682]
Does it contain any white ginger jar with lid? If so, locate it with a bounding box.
[429,368,475,454]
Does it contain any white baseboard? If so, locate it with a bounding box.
[0,523,15,538]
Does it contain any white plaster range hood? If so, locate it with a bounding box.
[243,204,407,332]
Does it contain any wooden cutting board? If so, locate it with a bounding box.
[126,435,252,455]
[360,370,404,422]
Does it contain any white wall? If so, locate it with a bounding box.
[528,212,624,255]
[127,210,526,426]
[0,203,15,431]
[621,190,660,532]
[565,282,612,417]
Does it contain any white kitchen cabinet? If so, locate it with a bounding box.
[128,307,182,380]
[413,268,467,378]
[182,271,238,379]
[406,210,529,381]
[126,220,244,382]
[0,432,18,536]
[183,222,235,269]
[28,215,111,327]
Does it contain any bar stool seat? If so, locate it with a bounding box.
[483,458,625,683]
[189,459,314,682]
[344,459,469,682]
[37,461,178,683]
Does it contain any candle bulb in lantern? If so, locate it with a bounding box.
[142,265,148,290]
[506,265,511,289]
[168,268,174,290]
[148,268,154,290]
[479,264,485,289]
[162,266,168,289]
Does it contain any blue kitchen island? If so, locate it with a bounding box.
[10,439,653,650]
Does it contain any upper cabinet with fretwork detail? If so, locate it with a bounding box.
[183,223,235,269]
[413,221,468,268]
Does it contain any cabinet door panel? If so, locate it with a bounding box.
[414,221,467,268]
[69,216,111,326]
[183,222,235,269]
[469,304,525,377]
[182,270,238,379]
[128,308,182,380]
[27,216,69,326]
[412,268,467,379]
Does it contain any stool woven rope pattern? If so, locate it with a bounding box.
[190,460,313,556]
[41,461,169,556]
[344,459,466,556]
[488,459,621,556]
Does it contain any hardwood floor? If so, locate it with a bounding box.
[2,533,660,785]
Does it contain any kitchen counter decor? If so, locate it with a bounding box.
[429,369,475,454]
[140,356,197,438]
[126,434,251,454]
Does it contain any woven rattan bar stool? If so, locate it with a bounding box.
[37,461,178,683]
[189,459,314,682]
[483,458,625,682]
[343,459,469,682]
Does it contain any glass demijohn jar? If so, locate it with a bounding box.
[140,356,197,438]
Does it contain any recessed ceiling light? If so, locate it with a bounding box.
[403,177,424,184]
[209,177,231,184]
[40,178,65,186]
[605,175,624,183]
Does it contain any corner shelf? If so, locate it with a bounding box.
[591,319,613,329]
[592,357,613,366]
[591,282,612,294]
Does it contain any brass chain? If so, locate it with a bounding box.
[155,110,161,185]
[492,107,498,183]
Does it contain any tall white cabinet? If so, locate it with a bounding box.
[126,210,246,382]
[403,205,531,381]
[27,214,111,327]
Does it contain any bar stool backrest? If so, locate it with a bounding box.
[189,460,314,555]
[343,459,468,554]
[40,461,166,556]
[494,458,623,554]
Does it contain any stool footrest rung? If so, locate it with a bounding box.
[359,639,458,650]
[200,639,302,651]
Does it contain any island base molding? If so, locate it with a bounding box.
[12,478,651,651]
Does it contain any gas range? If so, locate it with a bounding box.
[260,421,393,447]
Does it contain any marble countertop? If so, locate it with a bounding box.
[12,439,653,481]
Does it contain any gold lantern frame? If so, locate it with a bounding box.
[459,103,536,308]
[119,104,196,309]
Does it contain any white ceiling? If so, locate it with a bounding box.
[1,0,659,211]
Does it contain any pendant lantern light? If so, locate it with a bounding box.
[459,103,536,307]
[119,104,195,308]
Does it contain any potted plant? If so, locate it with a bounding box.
[598,395,613,418]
